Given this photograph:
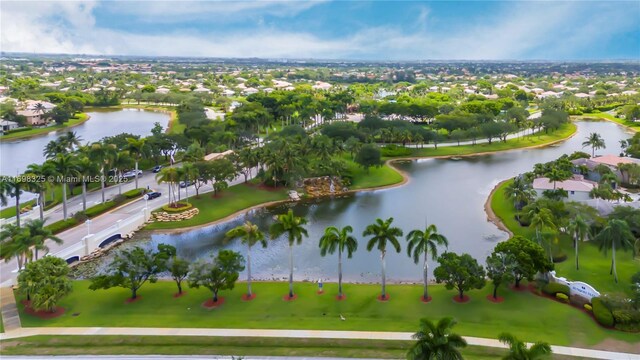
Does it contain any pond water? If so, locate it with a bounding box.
[138,121,632,283]
[0,108,170,176]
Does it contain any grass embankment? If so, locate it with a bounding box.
[15,281,638,348]
[576,112,640,132]
[491,179,638,294]
[0,336,587,359]
[408,123,576,157]
[145,183,289,230]
[0,113,89,141]
[345,158,405,190]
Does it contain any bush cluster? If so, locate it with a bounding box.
[380,144,412,157]
[162,202,193,212]
[556,293,569,303]
[592,297,614,327]
[542,282,570,296]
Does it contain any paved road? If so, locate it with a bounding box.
[0,327,638,359]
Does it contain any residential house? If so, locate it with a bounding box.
[0,120,19,133]
[532,175,596,201]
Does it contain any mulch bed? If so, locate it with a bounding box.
[241,293,257,301]
[202,297,226,309]
[452,295,471,303]
[510,284,530,292]
[420,296,433,303]
[336,294,347,301]
[282,294,298,302]
[317,290,324,295]
[377,294,391,302]
[125,296,143,304]
[486,294,505,303]
[173,291,187,298]
[24,306,66,319]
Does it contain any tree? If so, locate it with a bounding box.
[89,244,174,299]
[631,271,640,310]
[486,252,516,300]
[188,250,245,303]
[209,158,237,195]
[4,176,25,227]
[582,132,606,157]
[225,221,268,298]
[23,218,63,260]
[593,219,635,283]
[434,252,486,301]
[363,217,403,300]
[319,225,358,299]
[504,177,535,217]
[156,166,179,207]
[494,236,553,288]
[17,256,72,312]
[407,317,467,360]
[50,153,79,220]
[169,257,190,295]
[355,143,383,173]
[567,215,590,270]
[88,142,117,204]
[0,223,30,270]
[269,209,308,299]
[406,224,449,301]
[126,137,147,189]
[498,333,552,360]
[528,207,556,262]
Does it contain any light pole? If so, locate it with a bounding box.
[85,219,92,236]
[143,193,149,219]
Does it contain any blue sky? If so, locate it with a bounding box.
[2,1,639,60]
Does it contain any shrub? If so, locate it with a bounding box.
[592,297,614,327]
[45,218,79,234]
[73,211,89,222]
[584,304,593,312]
[542,282,570,296]
[556,293,569,303]
[162,202,193,212]
[85,201,116,217]
[123,188,145,199]
[380,144,412,157]
[112,194,126,204]
[4,127,32,135]
[552,252,567,263]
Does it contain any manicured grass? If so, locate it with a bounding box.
[576,112,640,132]
[0,335,584,359]
[408,123,576,157]
[15,280,638,348]
[144,182,289,230]
[0,113,89,141]
[345,158,405,190]
[0,200,36,219]
[491,179,639,294]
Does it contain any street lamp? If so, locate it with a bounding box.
[143,193,149,219]
[85,219,92,236]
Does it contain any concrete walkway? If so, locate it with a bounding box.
[0,326,638,359]
[0,287,20,332]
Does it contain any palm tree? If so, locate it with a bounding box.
[75,156,99,211]
[126,137,147,189]
[504,178,535,219]
[594,219,635,283]
[43,139,67,160]
[363,217,403,300]
[5,177,25,228]
[582,132,606,157]
[88,142,117,203]
[26,162,56,220]
[32,102,47,115]
[225,221,267,299]
[112,151,133,195]
[546,167,569,189]
[407,317,467,360]
[60,131,83,152]
[23,219,63,260]
[50,153,79,220]
[406,224,449,301]
[319,225,358,299]
[0,223,30,269]
[498,333,552,360]
[528,208,556,262]
[0,177,10,207]
[567,215,589,270]
[156,167,179,207]
[179,162,198,203]
[269,209,308,299]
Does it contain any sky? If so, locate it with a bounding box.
[1,0,639,61]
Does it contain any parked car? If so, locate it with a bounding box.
[121,170,143,179]
[146,192,161,200]
[179,180,193,188]
[152,165,163,173]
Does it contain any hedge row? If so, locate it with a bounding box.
[592,297,614,327]
[123,188,145,199]
[542,282,570,296]
[381,144,412,157]
[3,127,32,135]
[161,202,193,212]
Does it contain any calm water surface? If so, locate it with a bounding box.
[137,121,633,283]
[0,109,169,175]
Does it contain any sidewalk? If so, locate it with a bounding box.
[0,325,638,359]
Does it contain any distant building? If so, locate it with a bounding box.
[532,175,596,201]
[0,120,19,133]
[571,155,639,182]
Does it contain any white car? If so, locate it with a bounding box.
[121,170,143,179]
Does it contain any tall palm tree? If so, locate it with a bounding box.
[498,333,552,360]
[594,219,635,283]
[126,137,147,189]
[26,162,56,220]
[179,162,198,203]
[406,224,449,301]
[363,217,403,300]
[567,215,589,270]
[504,177,534,215]
[319,225,358,299]
[546,167,569,189]
[225,221,267,299]
[582,132,606,157]
[528,208,556,262]
[0,177,10,207]
[50,153,79,220]
[75,156,99,211]
[88,142,117,203]
[156,167,179,207]
[112,151,133,195]
[43,139,67,160]
[269,209,308,299]
[60,131,83,152]
[23,218,63,260]
[0,223,30,269]
[5,177,25,228]
[407,317,467,360]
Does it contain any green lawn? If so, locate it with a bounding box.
[491,179,639,294]
[144,182,289,230]
[0,335,586,359]
[345,158,405,190]
[15,280,637,348]
[408,123,576,157]
[0,200,36,219]
[0,113,89,141]
[576,112,640,132]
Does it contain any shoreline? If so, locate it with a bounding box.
[149,124,578,235]
[484,179,513,237]
[0,113,91,142]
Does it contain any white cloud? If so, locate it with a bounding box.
[1,0,638,60]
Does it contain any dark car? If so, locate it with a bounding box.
[146,192,161,200]
[152,165,163,173]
